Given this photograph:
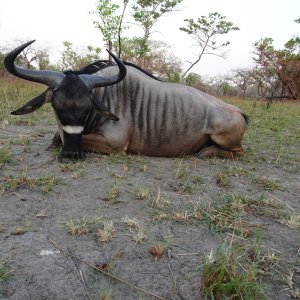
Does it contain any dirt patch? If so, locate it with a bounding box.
[0,123,300,300]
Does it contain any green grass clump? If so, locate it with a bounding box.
[135,186,150,199]
[0,174,60,193]
[0,148,12,167]
[62,216,104,236]
[194,193,299,237]
[253,176,281,191]
[194,194,251,238]
[0,259,13,295]
[201,239,266,300]
[104,179,122,202]
[62,217,118,243]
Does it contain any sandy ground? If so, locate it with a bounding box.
[0,124,299,300]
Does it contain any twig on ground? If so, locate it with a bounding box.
[8,191,26,201]
[266,191,295,211]
[68,247,92,300]
[175,158,183,178]
[26,273,34,285]
[175,252,202,256]
[41,229,167,300]
[168,263,177,289]
[168,263,186,300]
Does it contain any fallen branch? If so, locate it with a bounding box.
[68,247,92,300]
[41,229,166,300]
[168,263,186,300]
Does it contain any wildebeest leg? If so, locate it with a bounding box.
[197,145,244,158]
[198,132,244,158]
[82,133,128,154]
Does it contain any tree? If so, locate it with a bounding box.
[179,12,239,81]
[228,68,255,97]
[131,0,183,62]
[58,41,102,71]
[2,40,53,71]
[92,0,129,58]
[185,72,202,86]
[210,75,237,97]
[6,40,44,69]
[120,38,182,80]
[36,49,51,70]
[253,27,300,100]
[92,0,182,62]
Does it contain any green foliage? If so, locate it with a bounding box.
[253,31,300,99]
[222,82,236,96]
[120,38,182,80]
[180,12,239,79]
[180,12,239,38]
[132,0,183,39]
[93,0,121,49]
[118,37,151,58]
[185,72,202,86]
[58,41,101,71]
[131,0,183,58]
[165,69,181,83]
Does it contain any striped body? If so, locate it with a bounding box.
[80,66,247,157]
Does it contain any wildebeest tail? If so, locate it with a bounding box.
[242,113,249,125]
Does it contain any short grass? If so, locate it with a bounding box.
[0,173,60,193]
[0,147,12,168]
[224,98,300,165]
[0,79,55,126]
[194,193,298,238]
[62,216,119,243]
[201,237,267,300]
[62,216,104,236]
[0,259,13,295]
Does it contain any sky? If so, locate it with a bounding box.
[0,0,299,76]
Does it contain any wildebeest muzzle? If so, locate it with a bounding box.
[59,131,85,161]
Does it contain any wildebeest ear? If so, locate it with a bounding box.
[11,89,53,115]
[92,100,119,121]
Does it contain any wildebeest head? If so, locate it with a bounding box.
[4,40,127,161]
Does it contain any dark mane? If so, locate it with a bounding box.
[123,61,162,81]
[64,60,162,81]
[63,60,115,75]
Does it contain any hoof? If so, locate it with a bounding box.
[58,151,86,162]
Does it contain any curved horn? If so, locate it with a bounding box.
[4,40,64,90]
[79,50,127,90]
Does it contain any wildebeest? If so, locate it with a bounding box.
[5,40,248,161]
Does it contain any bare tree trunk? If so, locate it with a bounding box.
[118,0,128,59]
[181,43,207,83]
[108,40,112,61]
